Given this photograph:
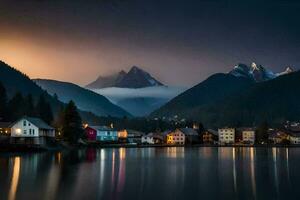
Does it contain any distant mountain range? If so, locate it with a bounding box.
[229,62,293,82]
[34,79,131,118]
[86,66,164,89]
[0,60,126,123]
[0,61,62,114]
[151,63,299,128]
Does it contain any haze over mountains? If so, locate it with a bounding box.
[151,62,298,128]
[86,65,185,116]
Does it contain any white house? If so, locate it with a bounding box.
[242,129,255,144]
[288,132,300,144]
[10,116,55,145]
[142,133,155,144]
[218,128,235,144]
[141,133,163,144]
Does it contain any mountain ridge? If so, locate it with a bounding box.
[151,63,299,128]
[86,66,163,89]
[34,79,132,118]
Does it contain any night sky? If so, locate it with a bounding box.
[0,0,300,86]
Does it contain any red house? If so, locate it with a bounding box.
[85,126,97,140]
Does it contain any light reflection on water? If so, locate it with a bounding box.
[0,147,300,200]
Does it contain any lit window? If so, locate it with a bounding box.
[16,129,21,134]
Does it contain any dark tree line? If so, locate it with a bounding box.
[55,100,83,143]
[0,81,53,124]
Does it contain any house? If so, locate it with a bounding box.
[118,129,128,141]
[141,133,164,144]
[218,128,235,145]
[202,129,218,144]
[161,130,172,143]
[179,128,200,144]
[0,122,12,136]
[288,132,300,144]
[127,129,144,144]
[241,128,255,144]
[10,116,55,145]
[283,122,300,144]
[88,126,118,142]
[268,130,289,144]
[167,129,185,145]
[85,126,97,141]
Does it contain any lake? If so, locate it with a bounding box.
[0,147,300,200]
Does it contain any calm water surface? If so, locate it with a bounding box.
[1,147,300,200]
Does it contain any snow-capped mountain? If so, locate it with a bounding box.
[276,67,294,76]
[229,62,294,82]
[86,66,163,89]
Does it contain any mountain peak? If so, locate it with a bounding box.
[86,65,164,89]
[229,62,276,82]
[115,66,164,88]
[250,62,259,71]
[284,67,294,74]
[276,66,294,76]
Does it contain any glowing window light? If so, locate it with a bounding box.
[15,129,21,134]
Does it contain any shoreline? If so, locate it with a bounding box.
[1,142,300,153]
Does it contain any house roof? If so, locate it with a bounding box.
[89,126,115,131]
[207,129,218,136]
[161,130,172,137]
[237,127,256,132]
[179,128,198,136]
[144,132,164,140]
[289,132,300,137]
[268,130,288,138]
[11,116,54,130]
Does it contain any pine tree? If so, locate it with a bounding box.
[24,94,35,117]
[8,92,25,121]
[0,82,7,121]
[53,105,65,138]
[62,100,83,143]
[36,94,54,124]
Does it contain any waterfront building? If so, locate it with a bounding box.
[268,130,289,144]
[10,116,55,145]
[85,126,97,140]
[241,128,256,144]
[288,132,300,144]
[283,122,300,144]
[0,122,12,136]
[167,129,185,145]
[202,129,218,144]
[179,128,200,144]
[127,129,144,144]
[85,126,118,142]
[118,129,128,139]
[141,133,164,144]
[218,128,235,145]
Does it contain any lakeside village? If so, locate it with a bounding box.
[1,114,300,151]
[0,84,299,151]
